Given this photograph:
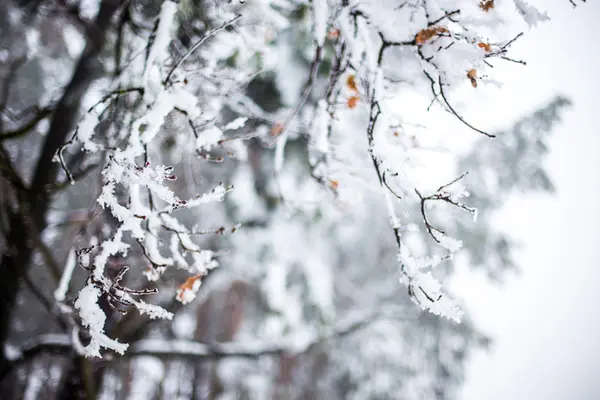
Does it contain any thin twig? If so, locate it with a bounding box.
[164,15,242,85]
[437,76,495,138]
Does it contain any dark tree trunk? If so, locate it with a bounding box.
[0,1,123,393]
[0,212,35,397]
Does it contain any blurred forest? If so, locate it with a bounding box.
[0,0,571,399]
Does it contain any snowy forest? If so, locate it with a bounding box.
[0,0,582,399]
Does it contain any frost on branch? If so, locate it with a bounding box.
[513,0,550,28]
[56,0,554,358]
[295,0,541,321]
[74,285,129,357]
[67,0,236,356]
[1,0,578,396]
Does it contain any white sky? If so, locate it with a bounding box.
[452,1,600,399]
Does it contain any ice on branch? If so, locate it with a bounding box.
[98,159,183,218]
[131,87,200,157]
[54,248,76,303]
[143,0,178,96]
[514,0,550,27]
[129,298,174,320]
[75,259,174,356]
[309,100,330,156]
[77,110,101,153]
[196,126,223,152]
[223,117,248,131]
[61,0,554,364]
[90,229,129,281]
[312,0,329,46]
[192,250,219,274]
[185,183,231,209]
[145,215,174,266]
[399,252,463,323]
[64,0,246,359]
[437,234,463,253]
[74,285,129,357]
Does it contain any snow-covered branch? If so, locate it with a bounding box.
[5,306,415,364]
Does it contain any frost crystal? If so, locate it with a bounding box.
[57,0,558,363]
[74,285,129,357]
[514,0,550,27]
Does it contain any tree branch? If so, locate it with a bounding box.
[28,0,123,224]
[5,307,413,366]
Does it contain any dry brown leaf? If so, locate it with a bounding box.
[479,0,494,12]
[176,274,203,302]
[347,96,360,109]
[415,26,448,45]
[347,75,358,92]
[467,69,478,88]
[477,42,492,52]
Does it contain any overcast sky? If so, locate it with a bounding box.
[452,1,600,399]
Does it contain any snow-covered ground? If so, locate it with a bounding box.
[454,1,600,399]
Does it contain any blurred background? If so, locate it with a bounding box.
[0,0,597,399]
[454,1,600,399]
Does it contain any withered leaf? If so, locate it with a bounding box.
[347,96,360,109]
[467,69,478,88]
[415,26,448,45]
[479,0,494,12]
[477,42,492,52]
[347,75,358,92]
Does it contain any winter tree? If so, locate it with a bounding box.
[0,0,580,398]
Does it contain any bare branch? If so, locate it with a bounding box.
[437,76,495,138]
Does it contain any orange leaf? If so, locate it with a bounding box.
[176,274,203,303]
[347,96,360,109]
[329,180,339,189]
[467,69,478,88]
[415,26,448,45]
[346,75,358,92]
[479,0,494,12]
[477,42,492,52]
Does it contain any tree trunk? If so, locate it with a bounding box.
[0,212,35,393]
[0,0,122,391]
